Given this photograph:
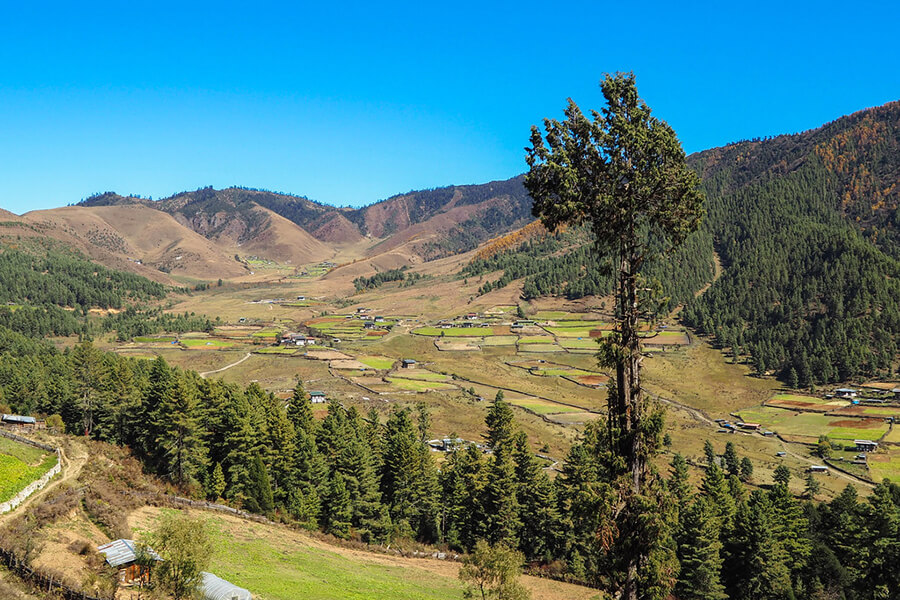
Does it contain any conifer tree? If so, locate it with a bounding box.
[526,72,703,599]
[723,442,739,477]
[156,374,207,487]
[669,453,691,509]
[244,453,275,515]
[676,497,727,600]
[704,439,716,466]
[321,471,353,539]
[205,462,226,501]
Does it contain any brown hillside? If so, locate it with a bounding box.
[235,205,335,264]
[24,205,249,280]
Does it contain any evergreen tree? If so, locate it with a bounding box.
[739,457,753,482]
[704,439,716,466]
[676,497,727,600]
[526,72,703,600]
[205,462,226,501]
[244,453,275,515]
[723,442,739,477]
[773,464,792,488]
[156,374,207,488]
[669,453,691,508]
[321,471,353,539]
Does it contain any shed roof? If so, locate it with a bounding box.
[1,414,36,424]
[200,572,252,600]
[97,539,161,567]
[854,439,879,446]
[309,391,326,396]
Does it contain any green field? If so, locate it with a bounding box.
[0,439,58,503]
[251,328,282,338]
[385,378,457,391]
[543,327,598,338]
[559,338,601,349]
[134,336,176,343]
[507,398,583,415]
[358,356,396,370]
[255,347,299,355]
[869,453,900,482]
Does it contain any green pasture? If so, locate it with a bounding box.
[255,347,300,355]
[507,397,582,415]
[358,356,396,370]
[0,442,58,503]
[385,378,456,391]
[558,338,601,349]
[133,336,176,343]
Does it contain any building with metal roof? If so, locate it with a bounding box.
[98,539,162,585]
[1,414,36,425]
[98,539,161,567]
[200,572,252,600]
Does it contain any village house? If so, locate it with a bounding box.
[855,439,879,452]
[1,414,41,430]
[98,539,161,585]
[401,359,417,369]
[835,388,858,399]
[309,391,327,403]
[280,333,317,347]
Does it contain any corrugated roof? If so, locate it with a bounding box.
[1,414,36,424]
[200,572,252,600]
[97,539,161,567]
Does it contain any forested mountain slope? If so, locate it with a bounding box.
[682,102,900,384]
[464,101,900,385]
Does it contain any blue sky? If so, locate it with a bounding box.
[1,0,898,213]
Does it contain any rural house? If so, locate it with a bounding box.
[97,539,161,585]
[835,388,858,399]
[281,333,316,346]
[401,359,417,369]
[1,414,38,428]
[309,391,327,403]
[855,439,879,452]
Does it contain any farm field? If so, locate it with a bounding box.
[358,356,396,370]
[0,437,57,503]
[412,326,495,337]
[507,397,584,415]
[766,393,849,411]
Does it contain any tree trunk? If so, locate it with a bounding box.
[618,243,644,600]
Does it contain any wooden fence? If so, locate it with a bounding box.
[0,545,112,600]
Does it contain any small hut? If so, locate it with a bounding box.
[97,539,161,584]
[200,572,252,600]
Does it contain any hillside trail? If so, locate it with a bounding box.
[199,352,251,378]
[0,440,88,528]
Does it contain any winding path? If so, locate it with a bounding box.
[199,352,252,378]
